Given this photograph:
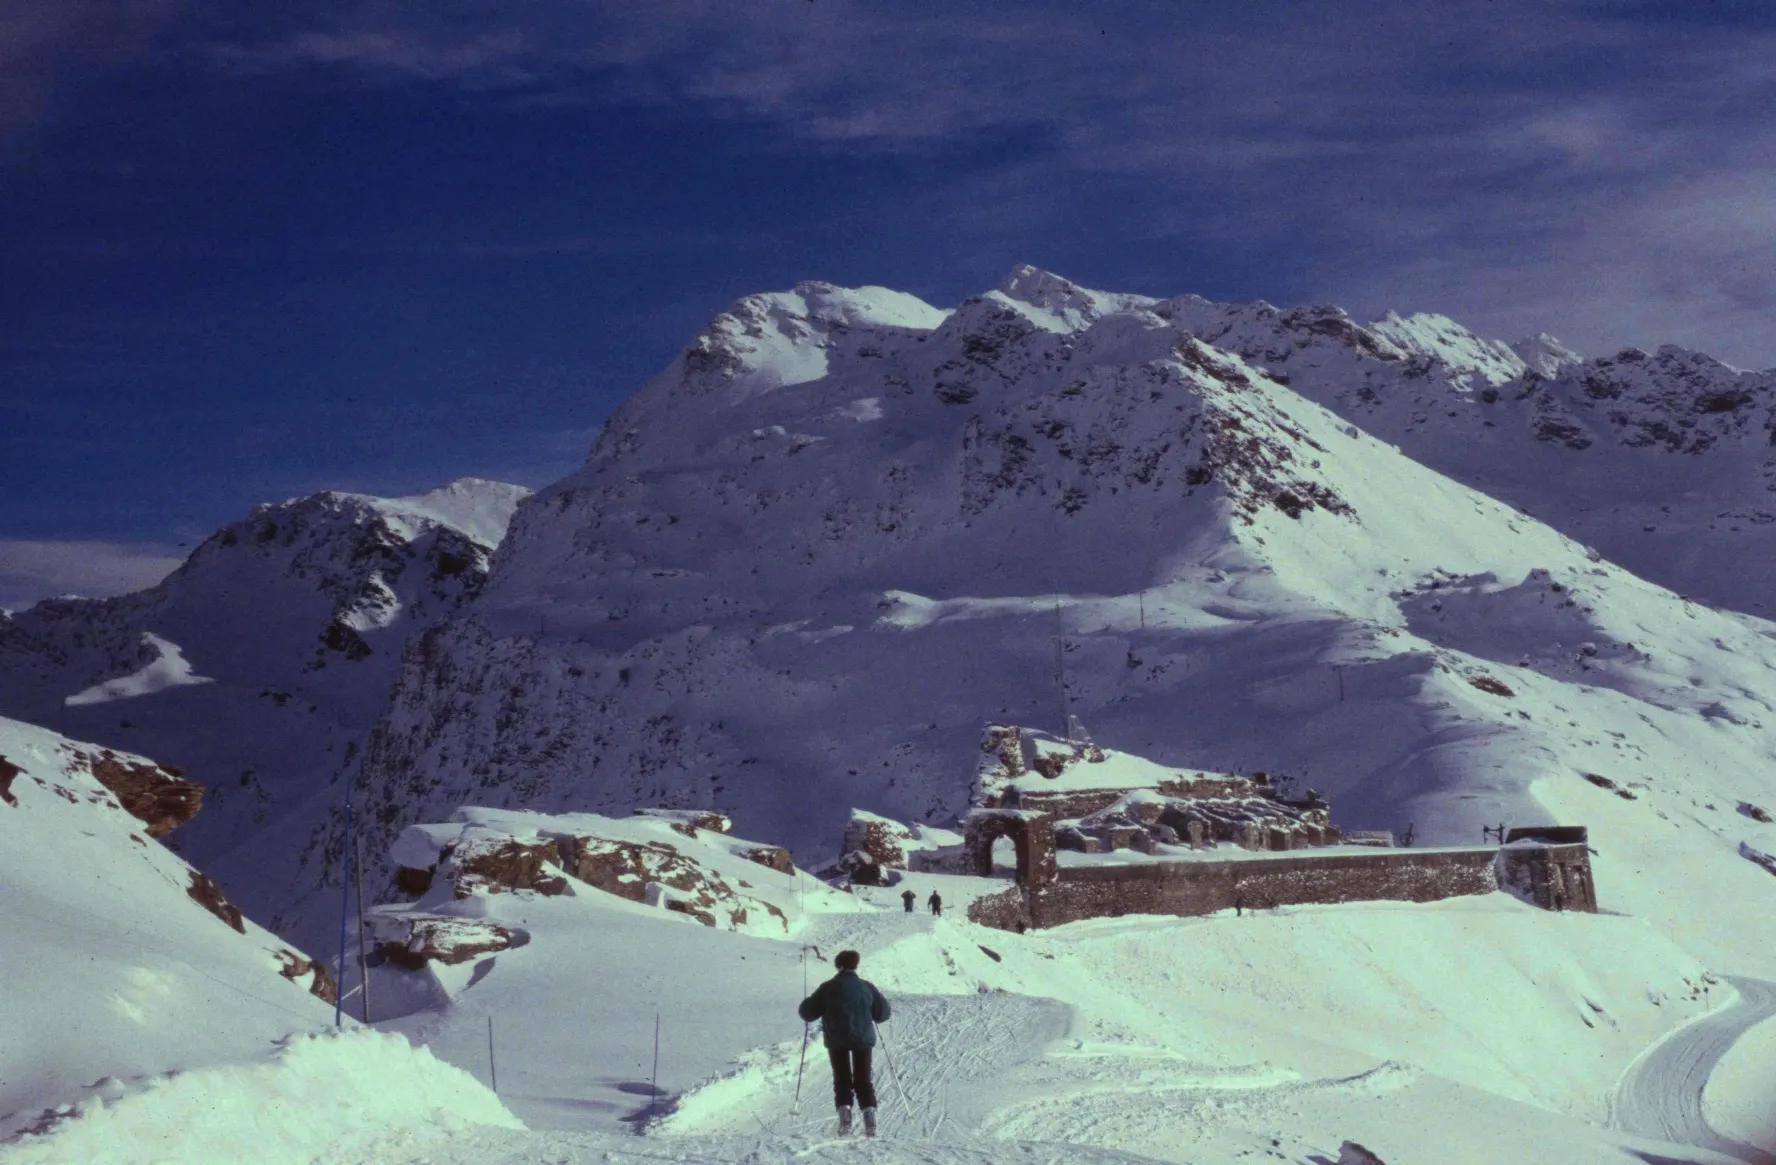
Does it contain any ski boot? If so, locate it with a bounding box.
[863,1107,878,1138]
[837,1105,853,1136]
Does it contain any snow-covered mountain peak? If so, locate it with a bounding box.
[1368,310,1527,386]
[654,282,949,411]
[339,477,530,549]
[993,264,1159,332]
[1510,332,1584,378]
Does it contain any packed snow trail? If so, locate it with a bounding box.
[1613,976,1776,1164]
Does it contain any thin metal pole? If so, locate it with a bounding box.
[650,1011,661,1121]
[334,795,351,1028]
[354,831,371,1024]
[1054,598,1069,739]
[487,1014,498,1093]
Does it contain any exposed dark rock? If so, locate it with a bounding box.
[395,865,434,895]
[275,948,338,1003]
[742,845,794,874]
[375,915,526,967]
[450,838,570,898]
[86,751,202,836]
[0,754,19,807]
[187,870,245,933]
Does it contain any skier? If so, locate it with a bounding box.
[927,890,942,917]
[798,949,891,1137]
[901,888,916,913]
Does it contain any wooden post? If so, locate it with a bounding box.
[334,795,351,1028]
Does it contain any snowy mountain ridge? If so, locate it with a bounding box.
[344,267,1776,981]
[0,477,529,947]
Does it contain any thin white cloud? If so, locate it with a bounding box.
[0,540,182,610]
[46,0,1776,366]
[0,0,179,146]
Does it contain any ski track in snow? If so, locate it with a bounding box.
[1613,976,1776,1164]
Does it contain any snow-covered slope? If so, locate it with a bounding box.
[349,268,1776,976]
[1164,294,1776,614]
[0,715,339,1139]
[0,478,528,945]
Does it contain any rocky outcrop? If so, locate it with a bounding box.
[741,845,794,873]
[84,750,202,837]
[842,810,914,869]
[371,915,528,968]
[632,808,732,836]
[448,837,570,899]
[275,948,338,1003]
[377,806,807,954]
[0,754,19,807]
[186,870,245,933]
[823,810,967,885]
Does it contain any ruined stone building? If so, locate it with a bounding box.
[848,725,1598,932]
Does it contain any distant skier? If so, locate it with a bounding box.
[901,888,916,913]
[798,949,891,1137]
[927,890,942,917]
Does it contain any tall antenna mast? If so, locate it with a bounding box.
[1054,597,1070,740]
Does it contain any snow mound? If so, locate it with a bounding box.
[0,1029,520,1165]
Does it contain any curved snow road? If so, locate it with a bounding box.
[1613,977,1776,1165]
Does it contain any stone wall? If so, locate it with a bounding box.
[969,841,1600,931]
[1497,843,1597,912]
[970,847,1512,931]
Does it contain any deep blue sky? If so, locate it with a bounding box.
[5,0,1776,603]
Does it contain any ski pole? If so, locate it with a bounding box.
[793,1021,810,1113]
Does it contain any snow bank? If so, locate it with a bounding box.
[1703,1011,1776,1151]
[0,1030,521,1165]
[0,716,339,1134]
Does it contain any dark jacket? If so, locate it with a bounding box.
[798,969,891,1049]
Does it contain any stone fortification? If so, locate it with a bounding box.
[967,839,1597,931]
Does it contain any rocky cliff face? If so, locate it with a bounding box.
[0,479,528,945]
[343,268,1776,984]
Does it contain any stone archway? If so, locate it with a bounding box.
[963,810,1057,886]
